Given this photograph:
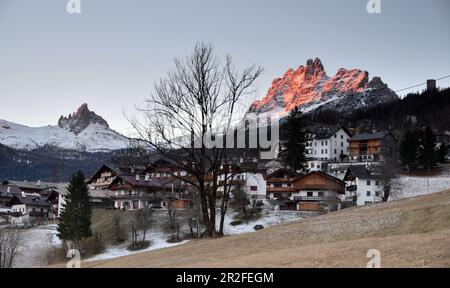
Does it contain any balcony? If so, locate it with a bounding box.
[293,196,340,202]
[346,185,357,192]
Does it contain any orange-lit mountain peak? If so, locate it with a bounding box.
[247,58,392,116]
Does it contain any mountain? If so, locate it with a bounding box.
[247,58,398,118]
[0,104,130,152]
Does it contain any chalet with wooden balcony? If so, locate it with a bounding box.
[265,168,302,200]
[108,173,190,211]
[290,171,346,212]
[348,132,396,162]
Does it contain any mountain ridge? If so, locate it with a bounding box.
[0,104,130,152]
[247,58,398,118]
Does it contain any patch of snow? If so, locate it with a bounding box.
[391,169,450,200]
[14,224,62,268]
[85,229,188,262]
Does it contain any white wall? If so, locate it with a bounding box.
[307,128,350,166]
[356,177,383,206]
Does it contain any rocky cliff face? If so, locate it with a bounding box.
[58,103,109,135]
[247,58,398,117]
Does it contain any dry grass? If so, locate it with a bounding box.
[57,190,450,268]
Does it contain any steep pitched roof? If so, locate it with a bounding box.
[344,166,383,180]
[349,132,385,142]
[10,193,50,207]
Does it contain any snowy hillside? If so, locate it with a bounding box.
[0,104,130,152]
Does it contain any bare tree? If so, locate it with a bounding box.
[129,43,262,237]
[0,228,22,268]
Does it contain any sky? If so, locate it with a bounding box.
[0,0,449,135]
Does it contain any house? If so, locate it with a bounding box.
[343,165,384,206]
[108,174,189,210]
[291,171,346,212]
[348,132,396,162]
[9,191,53,222]
[0,185,19,212]
[305,126,352,171]
[217,163,267,200]
[1,180,56,194]
[87,163,145,190]
[265,168,301,200]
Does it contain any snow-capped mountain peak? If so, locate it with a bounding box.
[0,104,130,152]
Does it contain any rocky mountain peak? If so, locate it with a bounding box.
[58,104,109,135]
[248,58,398,117]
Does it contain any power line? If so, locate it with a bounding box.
[394,75,450,93]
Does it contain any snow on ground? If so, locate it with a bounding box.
[86,229,189,262]
[87,201,305,262]
[14,224,61,268]
[222,201,307,235]
[391,170,450,200]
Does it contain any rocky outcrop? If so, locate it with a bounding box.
[58,103,109,135]
[248,58,398,116]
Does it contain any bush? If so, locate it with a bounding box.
[127,240,151,251]
[230,220,243,226]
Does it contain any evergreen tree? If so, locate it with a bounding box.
[436,143,448,163]
[57,171,93,250]
[399,130,418,172]
[418,126,437,172]
[280,106,307,172]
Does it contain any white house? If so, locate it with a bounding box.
[218,170,267,200]
[343,165,384,206]
[305,126,352,171]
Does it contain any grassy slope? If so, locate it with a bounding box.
[78,190,450,268]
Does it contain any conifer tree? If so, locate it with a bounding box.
[399,130,418,172]
[280,106,307,172]
[57,171,92,250]
[418,126,437,172]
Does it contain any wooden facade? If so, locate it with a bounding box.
[292,171,345,194]
[348,138,382,157]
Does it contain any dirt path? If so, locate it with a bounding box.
[68,190,450,268]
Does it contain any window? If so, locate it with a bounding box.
[274,183,282,188]
[318,191,324,197]
[366,191,371,196]
[341,142,344,147]
[307,192,313,197]
[334,135,337,138]
[250,186,257,191]
[325,149,328,154]
[367,180,371,186]
[375,181,380,186]
[375,191,380,197]
[341,135,344,139]
[334,149,337,154]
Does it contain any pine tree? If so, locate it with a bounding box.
[399,130,418,172]
[418,126,437,172]
[280,106,307,172]
[57,171,93,250]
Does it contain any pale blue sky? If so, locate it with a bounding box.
[0,0,449,135]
